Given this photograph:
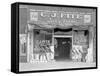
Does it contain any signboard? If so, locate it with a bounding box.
[29,9,92,26]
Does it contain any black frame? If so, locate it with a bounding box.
[11,2,98,73]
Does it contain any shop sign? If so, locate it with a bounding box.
[36,40,50,46]
[30,9,92,25]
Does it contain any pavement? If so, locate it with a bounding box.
[19,61,96,71]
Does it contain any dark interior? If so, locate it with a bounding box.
[54,38,72,61]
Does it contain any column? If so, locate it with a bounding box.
[27,24,34,63]
[27,30,30,62]
[86,26,94,62]
[51,29,55,60]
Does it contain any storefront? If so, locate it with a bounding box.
[19,6,96,63]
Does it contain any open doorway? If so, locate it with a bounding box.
[54,37,72,61]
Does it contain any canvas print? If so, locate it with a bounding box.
[18,4,97,72]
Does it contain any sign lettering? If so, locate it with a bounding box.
[29,10,92,25]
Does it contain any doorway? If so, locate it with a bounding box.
[54,36,72,61]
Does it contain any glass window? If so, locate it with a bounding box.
[34,29,52,53]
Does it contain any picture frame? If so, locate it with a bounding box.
[11,2,98,73]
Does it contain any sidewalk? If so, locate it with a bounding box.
[19,61,96,71]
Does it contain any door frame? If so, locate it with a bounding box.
[53,35,73,60]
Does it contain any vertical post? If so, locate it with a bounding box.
[93,27,96,62]
[27,24,34,63]
[27,28,30,62]
[52,29,54,46]
[71,28,74,60]
[51,29,55,60]
[30,29,33,62]
[87,26,94,62]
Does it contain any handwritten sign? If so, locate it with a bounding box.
[36,40,50,46]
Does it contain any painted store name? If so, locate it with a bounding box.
[40,12,82,19]
[30,10,92,23]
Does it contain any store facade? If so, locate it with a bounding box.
[19,5,96,63]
